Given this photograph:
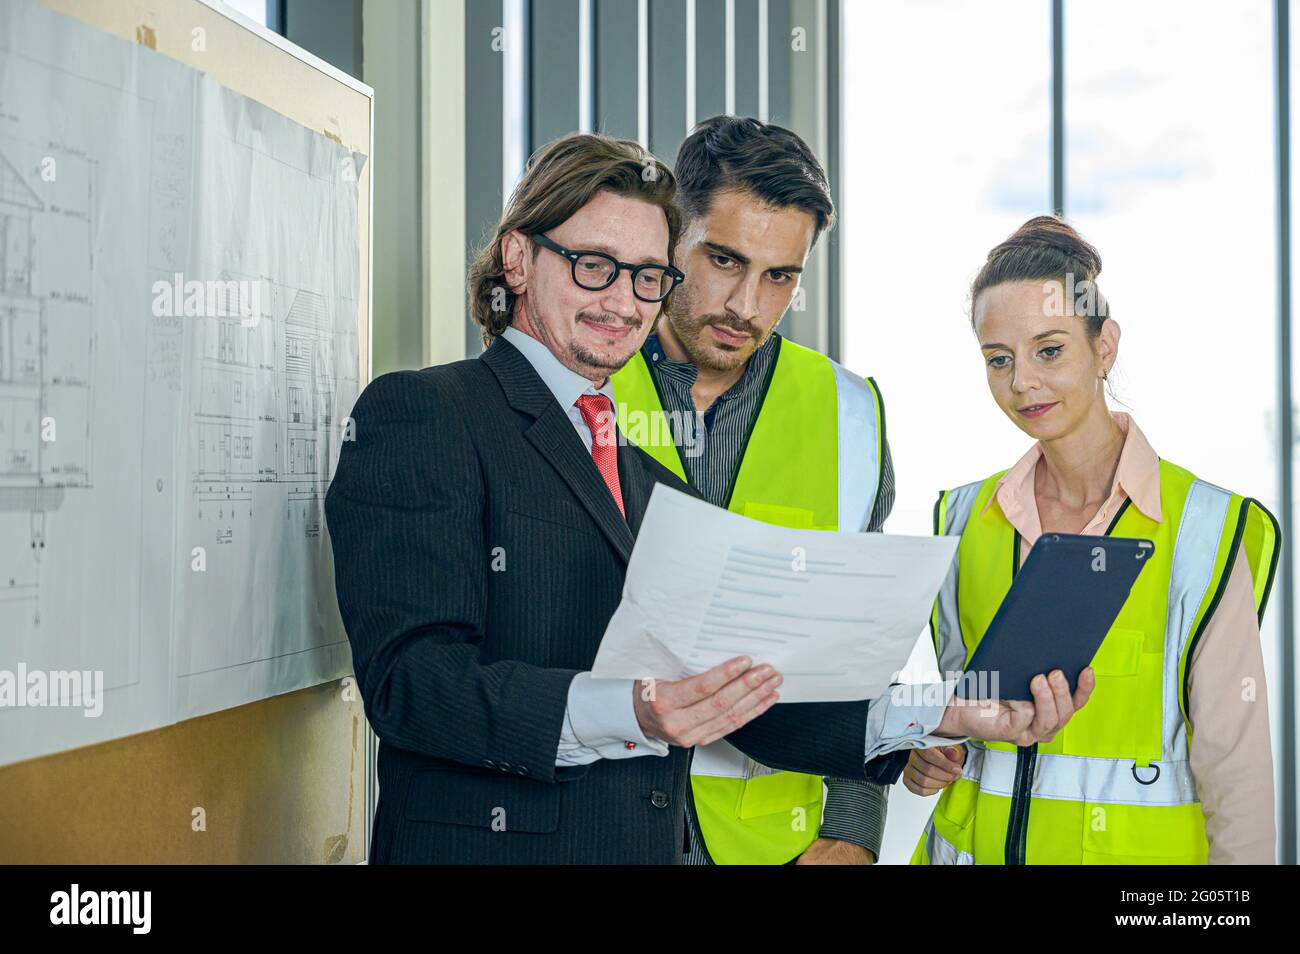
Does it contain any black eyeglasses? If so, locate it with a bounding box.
[529,232,685,303]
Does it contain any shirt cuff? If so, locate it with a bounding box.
[819,778,888,860]
[555,673,670,767]
[863,678,968,762]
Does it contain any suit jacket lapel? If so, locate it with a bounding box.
[482,337,636,563]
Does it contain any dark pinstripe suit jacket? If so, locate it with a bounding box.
[324,335,903,864]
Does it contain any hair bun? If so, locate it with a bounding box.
[996,214,1102,280]
[969,215,1110,333]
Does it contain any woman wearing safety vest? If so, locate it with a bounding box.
[908,215,1280,865]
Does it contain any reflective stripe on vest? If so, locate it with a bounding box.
[832,360,883,532]
[929,480,983,677]
[915,461,1279,864]
[1162,481,1232,764]
[961,742,1198,806]
[611,336,884,864]
[919,816,975,865]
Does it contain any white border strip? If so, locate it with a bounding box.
[725,0,735,115]
[502,0,529,201]
[758,0,769,121]
[685,0,696,131]
[578,0,594,132]
[637,0,649,146]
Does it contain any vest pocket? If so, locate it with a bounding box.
[1080,800,1209,864]
[695,773,822,864]
[1062,628,1153,758]
[1088,627,1144,675]
[741,501,819,529]
[737,771,823,819]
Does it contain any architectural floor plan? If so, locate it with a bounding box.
[0,0,362,765]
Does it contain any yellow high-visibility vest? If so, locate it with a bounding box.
[911,459,1279,864]
[612,335,885,864]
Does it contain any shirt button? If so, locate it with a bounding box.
[649,790,669,809]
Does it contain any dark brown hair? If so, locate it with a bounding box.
[468,132,680,346]
[674,115,835,240]
[970,215,1109,334]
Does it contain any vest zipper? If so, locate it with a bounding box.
[1001,530,1035,865]
[1004,742,1037,864]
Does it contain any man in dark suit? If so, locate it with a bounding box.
[324,132,1093,864]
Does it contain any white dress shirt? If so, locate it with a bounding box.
[500,327,668,766]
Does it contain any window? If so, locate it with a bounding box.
[1070,2,1282,835]
[843,0,1052,544]
[842,0,1052,864]
[223,0,270,28]
[844,0,1287,864]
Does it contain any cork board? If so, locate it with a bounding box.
[0,0,372,864]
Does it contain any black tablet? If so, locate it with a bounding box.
[955,533,1154,701]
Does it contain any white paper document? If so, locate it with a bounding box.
[592,485,959,703]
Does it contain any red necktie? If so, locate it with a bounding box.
[574,394,625,518]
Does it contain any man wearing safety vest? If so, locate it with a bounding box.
[613,116,904,865]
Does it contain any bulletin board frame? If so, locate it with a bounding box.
[0,0,375,864]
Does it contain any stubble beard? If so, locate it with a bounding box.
[663,291,764,374]
[569,307,643,378]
